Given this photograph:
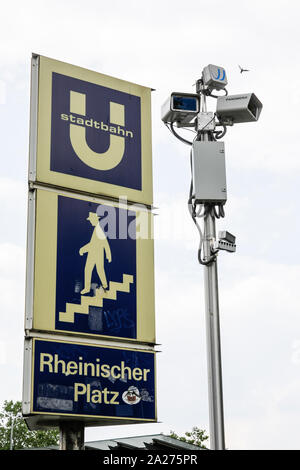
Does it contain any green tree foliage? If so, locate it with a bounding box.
[169,426,209,449]
[0,400,59,450]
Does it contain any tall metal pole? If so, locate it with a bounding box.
[59,422,85,450]
[199,89,225,450]
[10,417,14,450]
[203,213,225,450]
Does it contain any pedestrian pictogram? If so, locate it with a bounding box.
[79,212,112,294]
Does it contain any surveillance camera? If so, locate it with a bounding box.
[202,64,228,91]
[161,92,200,124]
[216,93,262,124]
[218,231,236,244]
[213,231,236,253]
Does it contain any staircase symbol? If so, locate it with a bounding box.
[59,274,134,324]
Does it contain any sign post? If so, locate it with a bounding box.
[59,423,85,451]
[23,54,156,449]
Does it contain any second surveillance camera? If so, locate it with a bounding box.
[202,64,228,91]
[216,93,262,124]
[161,92,200,124]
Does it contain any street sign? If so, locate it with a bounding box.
[29,54,153,205]
[24,55,157,437]
[25,187,155,343]
[23,337,156,429]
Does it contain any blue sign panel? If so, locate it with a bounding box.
[56,195,137,339]
[31,339,156,422]
[51,73,142,190]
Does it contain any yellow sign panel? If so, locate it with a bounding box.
[30,55,153,205]
[28,187,155,344]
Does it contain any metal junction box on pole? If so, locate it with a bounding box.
[191,141,227,204]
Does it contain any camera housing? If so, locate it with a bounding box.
[202,64,228,91]
[218,231,236,244]
[161,92,200,124]
[216,93,262,124]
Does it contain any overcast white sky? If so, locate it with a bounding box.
[1,0,300,450]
